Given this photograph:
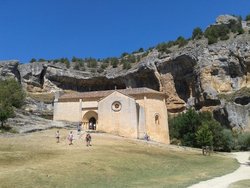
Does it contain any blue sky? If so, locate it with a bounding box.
[0,0,250,63]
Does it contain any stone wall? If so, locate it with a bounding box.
[53,101,80,122]
[98,91,138,138]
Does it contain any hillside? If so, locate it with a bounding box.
[1,14,250,131]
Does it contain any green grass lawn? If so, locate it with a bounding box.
[229,180,250,188]
[0,129,239,188]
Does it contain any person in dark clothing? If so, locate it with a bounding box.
[86,133,92,146]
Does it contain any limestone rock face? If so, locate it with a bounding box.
[0,60,20,81]
[1,31,250,131]
[216,15,238,25]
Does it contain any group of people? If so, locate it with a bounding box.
[55,130,92,147]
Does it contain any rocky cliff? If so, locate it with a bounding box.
[1,16,250,132]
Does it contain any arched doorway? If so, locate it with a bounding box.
[82,111,98,130]
[89,117,96,130]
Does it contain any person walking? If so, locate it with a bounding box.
[86,133,92,147]
[68,131,74,145]
[55,130,60,143]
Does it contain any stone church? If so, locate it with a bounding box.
[53,87,170,144]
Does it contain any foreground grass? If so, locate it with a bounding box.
[0,129,239,188]
[229,180,250,188]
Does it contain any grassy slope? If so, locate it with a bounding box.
[0,129,239,188]
[229,180,250,188]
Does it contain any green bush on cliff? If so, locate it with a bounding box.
[246,14,250,21]
[192,27,203,39]
[204,18,244,44]
[0,79,25,128]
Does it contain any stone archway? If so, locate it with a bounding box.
[82,111,98,130]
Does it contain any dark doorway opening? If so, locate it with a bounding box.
[89,117,96,130]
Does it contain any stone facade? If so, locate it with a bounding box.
[53,88,170,144]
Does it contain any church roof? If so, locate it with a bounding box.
[59,87,165,100]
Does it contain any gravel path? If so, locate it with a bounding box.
[188,152,250,188]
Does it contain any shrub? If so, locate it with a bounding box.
[156,43,172,53]
[207,35,218,44]
[0,79,25,127]
[175,36,188,48]
[237,132,250,150]
[101,63,108,69]
[132,48,144,54]
[192,27,203,39]
[195,124,213,147]
[246,14,250,21]
[60,58,70,68]
[169,109,201,147]
[122,61,131,70]
[169,109,235,151]
[138,48,144,52]
[220,129,234,152]
[121,52,129,58]
[0,79,25,108]
[0,102,14,127]
[86,58,97,68]
[29,58,36,63]
[220,35,229,41]
[38,58,46,62]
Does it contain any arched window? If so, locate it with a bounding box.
[155,114,160,125]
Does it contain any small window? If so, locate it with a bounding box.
[155,114,160,125]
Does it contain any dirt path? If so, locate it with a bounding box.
[188,152,250,188]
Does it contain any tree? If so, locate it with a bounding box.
[192,27,203,39]
[0,102,14,127]
[121,52,129,58]
[175,36,188,48]
[30,58,36,63]
[0,79,25,108]
[38,58,46,62]
[246,14,250,21]
[169,108,201,147]
[0,79,25,128]
[220,129,234,152]
[195,124,213,148]
[138,48,144,52]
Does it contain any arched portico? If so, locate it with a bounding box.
[82,111,98,130]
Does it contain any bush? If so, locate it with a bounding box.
[0,102,14,127]
[175,36,188,48]
[169,109,235,151]
[192,27,203,39]
[0,79,25,127]
[220,35,229,41]
[237,132,250,150]
[132,48,144,54]
[220,129,234,152]
[156,43,172,53]
[204,18,244,44]
[246,14,250,21]
[29,58,36,63]
[196,124,213,147]
[207,35,218,44]
[122,61,131,70]
[121,52,129,58]
[38,58,46,62]
[86,58,97,68]
[169,109,201,147]
[0,79,25,108]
